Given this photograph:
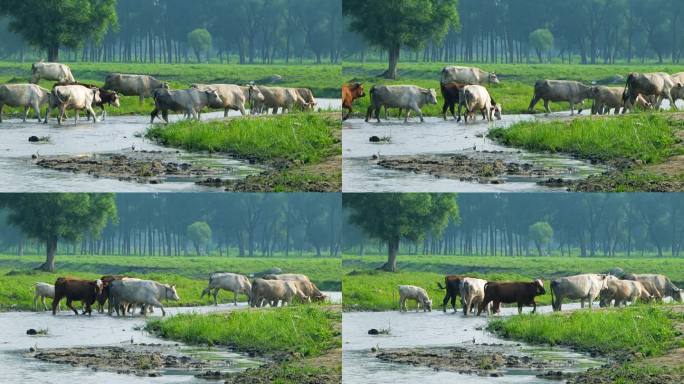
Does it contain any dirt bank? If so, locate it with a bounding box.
[27,344,217,377]
[377,152,571,185]
[374,344,568,378]
[35,151,228,184]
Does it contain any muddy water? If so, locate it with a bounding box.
[0,291,341,384]
[342,112,606,192]
[343,303,605,384]
[0,99,340,192]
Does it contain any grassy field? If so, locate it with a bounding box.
[490,114,682,164]
[0,61,341,118]
[0,254,340,311]
[342,254,684,311]
[146,305,342,383]
[343,62,684,117]
[489,306,683,358]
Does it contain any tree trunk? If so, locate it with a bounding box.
[382,45,400,79]
[378,237,399,272]
[47,44,60,62]
[36,237,58,272]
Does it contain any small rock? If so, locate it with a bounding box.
[371,154,379,160]
[26,329,37,335]
[28,136,40,142]
[29,347,36,352]
[490,372,503,377]
[370,346,378,352]
[369,136,381,142]
[31,154,37,159]
[368,329,380,335]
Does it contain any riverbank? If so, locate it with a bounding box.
[148,113,342,192]
[488,306,684,383]
[146,305,342,384]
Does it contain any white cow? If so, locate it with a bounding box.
[460,277,490,316]
[34,282,60,311]
[550,274,608,311]
[108,278,179,316]
[460,85,502,123]
[398,285,432,312]
[44,85,101,125]
[191,84,264,116]
[31,62,75,84]
[0,84,51,123]
[200,272,252,306]
[441,66,500,85]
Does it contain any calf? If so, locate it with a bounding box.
[34,282,60,311]
[460,277,490,316]
[342,82,365,120]
[460,85,502,123]
[200,272,252,306]
[437,275,466,312]
[477,279,545,315]
[398,285,432,312]
[52,277,103,315]
[263,273,327,302]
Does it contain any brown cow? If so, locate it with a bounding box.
[342,82,365,120]
[440,82,463,121]
[437,275,467,312]
[52,277,103,315]
[477,279,545,315]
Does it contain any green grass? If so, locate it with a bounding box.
[146,306,340,357]
[343,255,684,311]
[147,113,340,165]
[488,306,683,358]
[0,61,341,118]
[0,254,340,311]
[489,114,681,164]
[343,62,684,116]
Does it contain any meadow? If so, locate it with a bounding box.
[342,254,684,311]
[342,61,684,117]
[0,253,341,311]
[0,61,342,117]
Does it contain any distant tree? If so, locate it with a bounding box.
[187,221,212,255]
[343,0,460,78]
[187,28,212,63]
[344,194,459,271]
[529,221,553,256]
[0,194,117,271]
[529,28,554,63]
[0,0,117,61]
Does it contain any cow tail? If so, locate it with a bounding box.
[550,281,556,309]
[437,282,445,290]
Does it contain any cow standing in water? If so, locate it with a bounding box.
[342,82,365,120]
[528,80,592,115]
[477,279,546,315]
[52,277,103,315]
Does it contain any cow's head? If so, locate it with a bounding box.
[491,103,502,120]
[109,92,121,108]
[204,90,223,107]
[93,279,104,295]
[165,284,180,301]
[424,298,433,312]
[423,88,438,105]
[635,95,653,109]
[589,86,601,98]
[673,287,683,302]
[351,82,365,98]
[488,72,500,84]
[312,293,328,302]
[160,81,170,89]
[248,84,265,103]
[533,279,545,295]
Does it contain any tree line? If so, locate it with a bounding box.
[344,0,684,70]
[0,193,341,271]
[0,0,341,64]
[344,194,684,269]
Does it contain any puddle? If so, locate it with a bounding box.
[0,99,339,192]
[342,112,606,192]
[0,291,341,383]
[343,303,605,383]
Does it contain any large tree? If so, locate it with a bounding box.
[343,0,459,78]
[0,194,117,271]
[344,193,459,271]
[0,0,117,61]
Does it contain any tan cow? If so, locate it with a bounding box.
[253,86,304,114]
[44,85,101,125]
[31,62,75,84]
[441,66,500,85]
[104,73,169,102]
[191,84,263,116]
[460,277,490,316]
[623,72,678,110]
[460,85,502,123]
[0,84,51,123]
[250,278,306,307]
[599,276,651,307]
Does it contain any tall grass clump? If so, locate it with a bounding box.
[490,114,677,164]
[488,306,683,357]
[146,306,340,357]
[147,113,339,164]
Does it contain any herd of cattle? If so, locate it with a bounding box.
[396,270,682,316]
[342,65,684,123]
[0,61,318,125]
[32,271,326,316]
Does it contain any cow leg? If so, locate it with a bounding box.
[52,295,62,315]
[66,298,78,315]
[569,103,575,115]
[0,103,4,123]
[162,110,169,124]
[517,302,523,314]
[22,106,30,122]
[86,106,97,123]
[33,295,38,310]
[543,100,551,114]
[531,300,537,313]
[213,288,219,306]
[580,299,585,308]
[399,296,405,312]
[528,96,541,113]
[451,295,458,313]
[404,109,411,123]
[234,290,238,306]
[374,106,381,123]
[442,101,450,120]
[442,292,450,312]
[415,106,424,123]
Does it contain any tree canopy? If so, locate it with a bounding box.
[529,28,553,63]
[343,193,459,271]
[187,221,212,256]
[187,28,212,63]
[0,0,117,61]
[343,0,459,78]
[0,194,117,271]
[529,221,553,256]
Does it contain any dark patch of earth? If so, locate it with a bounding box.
[377,153,576,185]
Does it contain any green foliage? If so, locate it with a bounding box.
[187,28,212,63]
[529,28,554,63]
[0,0,117,60]
[529,221,553,256]
[488,306,683,358]
[147,113,340,165]
[146,306,340,357]
[489,114,678,164]
[187,221,212,256]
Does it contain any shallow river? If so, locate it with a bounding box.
[0,291,341,384]
[0,99,340,192]
[342,112,606,192]
[343,303,604,384]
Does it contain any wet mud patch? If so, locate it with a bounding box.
[374,345,572,378]
[34,151,231,184]
[377,152,573,185]
[26,344,228,377]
